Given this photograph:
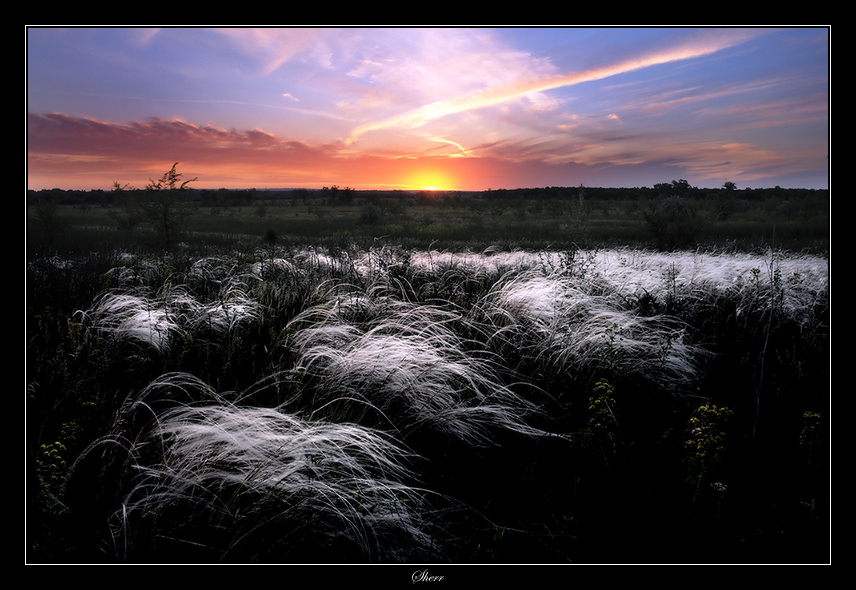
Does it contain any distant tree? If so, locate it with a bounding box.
[671,179,692,195]
[146,162,198,191]
[144,163,197,250]
[654,179,693,197]
[714,181,740,220]
[324,185,355,205]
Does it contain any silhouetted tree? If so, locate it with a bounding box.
[324,185,355,205]
[144,163,197,250]
[715,182,740,220]
[146,162,198,191]
[654,179,693,197]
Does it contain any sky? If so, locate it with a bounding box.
[26,26,829,192]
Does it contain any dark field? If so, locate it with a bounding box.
[26,186,830,564]
[27,184,829,254]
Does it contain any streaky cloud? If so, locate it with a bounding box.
[347,28,769,144]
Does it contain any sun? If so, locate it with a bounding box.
[409,170,454,192]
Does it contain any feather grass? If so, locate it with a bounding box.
[34,245,828,563]
[287,291,546,446]
[116,401,439,561]
[473,269,703,391]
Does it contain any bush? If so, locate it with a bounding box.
[644,196,704,250]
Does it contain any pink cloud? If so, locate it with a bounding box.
[27,112,346,189]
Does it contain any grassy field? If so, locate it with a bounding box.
[26,185,829,254]
[26,188,830,564]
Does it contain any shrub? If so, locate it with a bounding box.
[644,196,703,250]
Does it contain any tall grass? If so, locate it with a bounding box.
[63,372,440,562]
[27,243,830,563]
[286,291,546,446]
[127,406,436,561]
[473,269,701,392]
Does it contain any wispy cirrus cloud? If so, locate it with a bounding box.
[346,28,770,143]
[213,27,328,75]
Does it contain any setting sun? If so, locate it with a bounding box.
[408,169,455,192]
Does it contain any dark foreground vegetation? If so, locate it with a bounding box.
[26,181,829,564]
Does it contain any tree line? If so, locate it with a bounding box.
[27,166,829,254]
[28,182,827,208]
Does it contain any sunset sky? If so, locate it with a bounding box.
[27,26,829,192]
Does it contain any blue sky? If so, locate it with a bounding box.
[27,26,829,191]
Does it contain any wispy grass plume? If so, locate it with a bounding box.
[473,269,702,391]
[115,402,438,562]
[287,293,545,446]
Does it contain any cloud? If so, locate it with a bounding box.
[27,112,345,189]
[425,136,472,158]
[214,28,327,75]
[28,113,284,155]
[346,28,768,144]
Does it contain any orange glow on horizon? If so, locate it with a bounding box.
[406,168,457,192]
